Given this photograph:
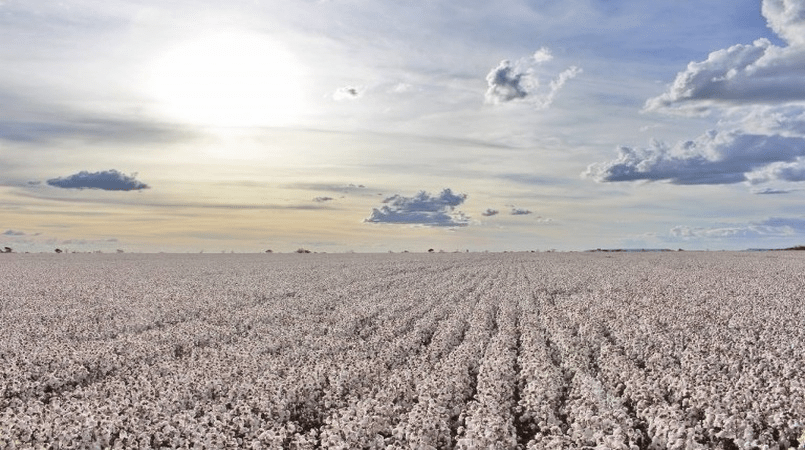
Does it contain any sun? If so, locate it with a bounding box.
[147,31,306,128]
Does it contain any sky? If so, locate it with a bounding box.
[2,0,805,253]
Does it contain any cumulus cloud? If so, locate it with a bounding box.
[333,86,365,101]
[645,0,805,114]
[485,60,528,103]
[364,189,469,227]
[46,170,149,191]
[771,163,805,181]
[585,130,805,185]
[763,0,805,46]
[727,105,805,137]
[645,40,805,113]
[481,208,499,217]
[747,157,805,185]
[485,48,581,108]
[511,208,532,215]
[593,1,805,188]
[533,47,553,63]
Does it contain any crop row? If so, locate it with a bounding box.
[1,252,804,449]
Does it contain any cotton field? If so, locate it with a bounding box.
[1,252,805,450]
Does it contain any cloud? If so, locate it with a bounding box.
[771,162,805,181]
[364,188,469,227]
[752,187,792,194]
[485,60,529,103]
[727,105,805,137]
[763,0,805,46]
[585,130,805,185]
[670,216,805,240]
[592,1,805,188]
[3,230,25,236]
[485,48,581,108]
[46,170,149,191]
[533,47,553,63]
[760,216,805,231]
[645,0,805,114]
[481,208,499,217]
[0,92,195,145]
[747,158,805,185]
[333,86,365,101]
[497,173,561,185]
[670,225,764,239]
[511,208,532,215]
[313,196,334,202]
[390,83,416,94]
[285,182,374,197]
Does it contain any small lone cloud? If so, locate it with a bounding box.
[485,48,581,108]
[333,86,365,101]
[313,196,335,202]
[533,47,553,63]
[365,188,469,227]
[485,60,529,103]
[3,229,25,236]
[511,208,532,215]
[46,169,149,191]
[481,208,499,217]
[390,83,416,94]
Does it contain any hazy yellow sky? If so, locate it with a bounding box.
[3,0,805,252]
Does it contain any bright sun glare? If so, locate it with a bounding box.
[148,31,306,128]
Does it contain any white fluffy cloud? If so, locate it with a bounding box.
[485,48,581,108]
[728,105,805,137]
[533,47,553,64]
[644,39,805,113]
[364,189,469,227]
[585,130,805,184]
[645,0,805,113]
[763,0,805,46]
[592,0,805,187]
[747,157,805,185]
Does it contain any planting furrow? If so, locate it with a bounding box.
[455,288,520,449]
[388,266,503,449]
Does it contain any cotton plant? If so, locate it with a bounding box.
[1,252,805,448]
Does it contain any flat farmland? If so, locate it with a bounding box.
[1,252,804,449]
